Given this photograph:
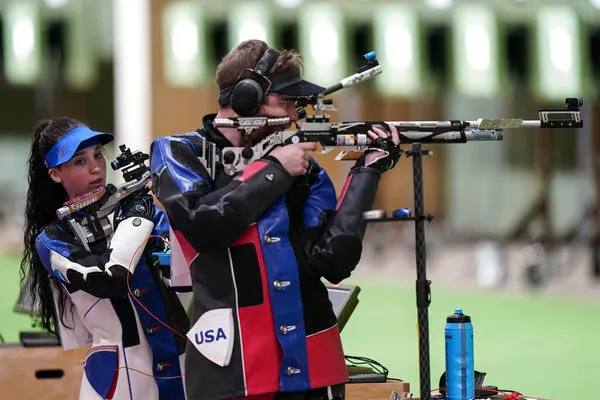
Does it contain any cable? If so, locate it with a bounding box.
[126,234,190,342]
[496,388,522,395]
[117,366,184,380]
[433,387,522,400]
[344,355,389,377]
[90,233,191,383]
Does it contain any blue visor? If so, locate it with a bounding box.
[44,126,114,168]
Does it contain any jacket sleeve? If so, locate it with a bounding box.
[35,216,154,298]
[152,204,170,237]
[303,165,382,284]
[150,204,170,249]
[150,133,294,252]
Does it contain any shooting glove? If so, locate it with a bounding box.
[353,137,401,173]
[114,190,155,226]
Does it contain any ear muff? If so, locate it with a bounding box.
[229,48,280,117]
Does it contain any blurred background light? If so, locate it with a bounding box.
[452,5,500,98]
[44,0,70,9]
[273,0,304,9]
[309,22,339,68]
[298,2,345,86]
[425,0,453,10]
[163,1,206,87]
[535,6,583,100]
[65,0,99,89]
[589,0,600,10]
[374,4,422,97]
[3,0,42,85]
[228,2,273,49]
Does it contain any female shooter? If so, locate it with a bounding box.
[20,117,189,400]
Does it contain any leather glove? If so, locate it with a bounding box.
[353,136,401,173]
[114,190,155,226]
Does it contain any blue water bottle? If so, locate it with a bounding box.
[445,309,474,400]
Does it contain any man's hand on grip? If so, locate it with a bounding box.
[269,142,317,177]
[354,124,401,173]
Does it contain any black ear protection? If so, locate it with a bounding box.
[223,48,280,117]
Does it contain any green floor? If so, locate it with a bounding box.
[0,253,42,343]
[2,252,598,399]
[339,277,600,400]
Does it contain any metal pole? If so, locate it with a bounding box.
[411,143,432,400]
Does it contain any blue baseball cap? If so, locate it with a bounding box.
[44,126,114,168]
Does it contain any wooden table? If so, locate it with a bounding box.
[0,346,553,400]
[0,344,87,400]
[346,380,411,400]
[414,395,553,400]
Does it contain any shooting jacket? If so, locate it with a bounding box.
[35,188,189,400]
[150,114,382,400]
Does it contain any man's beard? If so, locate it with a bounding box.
[244,123,291,146]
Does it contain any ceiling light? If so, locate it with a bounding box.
[274,0,304,8]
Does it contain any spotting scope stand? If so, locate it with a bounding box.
[365,97,584,400]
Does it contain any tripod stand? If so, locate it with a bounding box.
[367,143,434,400]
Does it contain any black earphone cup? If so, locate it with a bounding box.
[230,79,265,117]
[224,47,280,116]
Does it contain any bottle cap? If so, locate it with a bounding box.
[447,308,471,323]
[392,208,412,218]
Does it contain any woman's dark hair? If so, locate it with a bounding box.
[20,117,85,333]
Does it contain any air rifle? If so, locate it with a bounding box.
[212,95,582,177]
[56,144,151,250]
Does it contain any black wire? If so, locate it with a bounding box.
[344,355,389,376]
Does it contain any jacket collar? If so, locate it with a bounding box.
[200,113,234,150]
